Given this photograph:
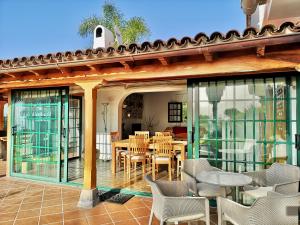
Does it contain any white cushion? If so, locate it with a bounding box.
[154,157,170,163]
[166,213,205,223]
[197,183,227,197]
[244,186,273,199]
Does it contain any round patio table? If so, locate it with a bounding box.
[196,171,252,202]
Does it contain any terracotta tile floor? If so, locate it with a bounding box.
[0,177,218,225]
[69,158,180,193]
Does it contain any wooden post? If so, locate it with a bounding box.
[76,81,101,208]
[0,101,6,131]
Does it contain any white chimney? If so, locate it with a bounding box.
[93,25,115,49]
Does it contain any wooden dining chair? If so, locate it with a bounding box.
[152,136,173,181]
[134,131,150,139]
[127,135,148,179]
[110,131,126,169]
[135,131,151,167]
[155,131,171,136]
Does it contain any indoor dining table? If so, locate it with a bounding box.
[111,138,187,174]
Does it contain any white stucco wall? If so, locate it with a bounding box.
[95,84,186,136]
[142,91,187,132]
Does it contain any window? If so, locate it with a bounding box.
[168,102,182,123]
[188,76,296,172]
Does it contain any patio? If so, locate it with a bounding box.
[0,176,219,225]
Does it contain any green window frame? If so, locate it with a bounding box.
[10,87,69,182]
[187,75,297,171]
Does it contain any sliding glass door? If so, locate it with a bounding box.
[188,76,297,172]
[10,88,69,182]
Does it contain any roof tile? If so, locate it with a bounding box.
[0,22,299,70]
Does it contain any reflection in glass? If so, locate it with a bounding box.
[12,89,64,179]
[193,77,295,172]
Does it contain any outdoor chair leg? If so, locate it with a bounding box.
[217,197,223,225]
[177,159,181,177]
[205,199,210,225]
[148,209,154,225]
[152,159,156,180]
[168,161,172,181]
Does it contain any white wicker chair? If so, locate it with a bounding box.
[217,191,300,225]
[145,174,210,225]
[243,163,300,198]
[181,158,231,197]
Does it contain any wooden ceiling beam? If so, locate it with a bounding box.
[87,65,101,73]
[57,66,72,75]
[29,70,40,77]
[203,52,214,62]
[0,53,298,89]
[3,72,16,79]
[257,46,265,57]
[158,57,169,66]
[120,61,132,71]
[202,47,214,62]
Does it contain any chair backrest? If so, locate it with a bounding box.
[155,132,171,136]
[274,181,299,195]
[144,174,164,219]
[134,131,150,139]
[247,192,300,225]
[128,135,148,156]
[266,163,300,186]
[182,158,213,177]
[153,136,173,157]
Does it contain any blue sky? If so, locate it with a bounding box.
[0,0,245,59]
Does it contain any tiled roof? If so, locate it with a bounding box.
[0,22,300,70]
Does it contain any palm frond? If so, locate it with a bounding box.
[122,17,150,44]
[78,2,151,46]
[78,16,102,37]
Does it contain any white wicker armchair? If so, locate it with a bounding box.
[145,174,210,225]
[243,163,300,198]
[217,191,300,225]
[181,159,231,197]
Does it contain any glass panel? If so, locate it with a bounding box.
[68,97,82,159]
[190,76,294,171]
[290,77,296,98]
[12,89,64,180]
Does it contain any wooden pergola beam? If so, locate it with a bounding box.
[120,61,132,71]
[0,52,299,89]
[257,46,265,57]
[87,65,100,73]
[28,70,40,77]
[3,73,16,79]
[61,67,72,75]
[158,57,169,66]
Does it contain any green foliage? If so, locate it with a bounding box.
[78,1,150,45]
